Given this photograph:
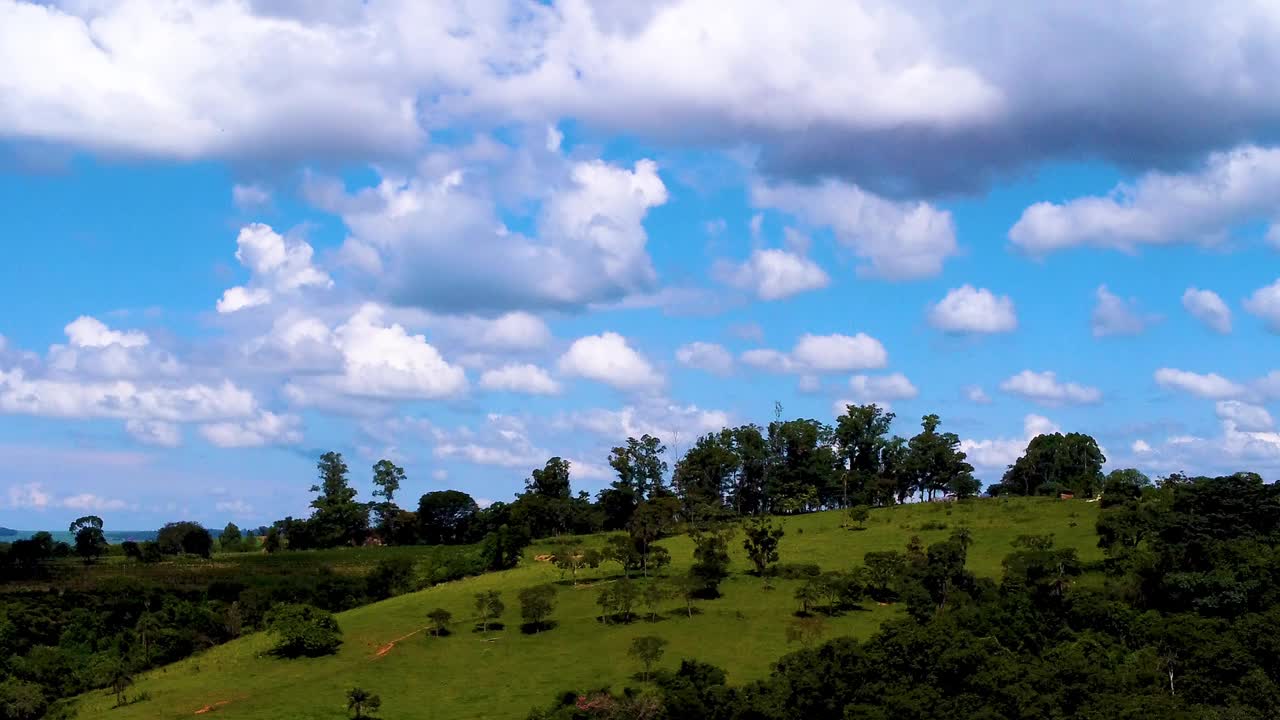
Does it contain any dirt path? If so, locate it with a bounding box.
[372,626,431,659]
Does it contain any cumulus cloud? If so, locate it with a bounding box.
[715,248,829,300]
[200,411,303,448]
[1215,400,1274,432]
[1244,278,1280,332]
[1137,419,1280,477]
[848,373,919,403]
[753,179,957,278]
[285,304,467,404]
[1010,146,1280,253]
[64,316,147,348]
[61,493,128,512]
[47,316,180,379]
[319,153,669,313]
[965,386,992,404]
[1000,370,1101,406]
[1092,285,1156,337]
[1154,368,1246,400]
[232,183,271,210]
[558,332,662,391]
[562,401,731,445]
[0,369,258,422]
[216,224,332,313]
[5,482,51,510]
[960,414,1060,472]
[928,286,1017,334]
[675,342,734,376]
[1182,288,1232,334]
[742,333,888,374]
[479,364,561,395]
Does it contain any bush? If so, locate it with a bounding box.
[918,520,949,531]
[764,563,821,579]
[365,556,415,599]
[265,604,342,657]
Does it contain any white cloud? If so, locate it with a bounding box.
[232,183,271,210]
[965,385,992,404]
[1182,288,1232,334]
[1214,401,1274,432]
[125,419,181,448]
[752,179,958,278]
[1010,146,1280,253]
[61,493,128,512]
[1244,278,1280,332]
[215,499,255,516]
[433,414,547,470]
[323,153,669,313]
[217,224,332,313]
[479,364,561,395]
[563,401,731,445]
[477,312,553,351]
[1000,370,1101,406]
[675,342,734,376]
[928,285,1017,334]
[0,369,257,422]
[743,333,888,374]
[715,248,829,300]
[1137,419,1280,476]
[1132,439,1152,454]
[64,316,148,348]
[558,332,663,391]
[960,414,1061,471]
[287,304,468,403]
[848,373,918,403]
[1154,368,1246,400]
[6,482,51,510]
[200,411,302,448]
[1092,285,1155,337]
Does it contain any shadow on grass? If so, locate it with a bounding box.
[472,622,505,633]
[520,620,559,635]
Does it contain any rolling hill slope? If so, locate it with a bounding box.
[69,498,1100,720]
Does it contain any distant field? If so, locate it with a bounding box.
[1,544,482,594]
[67,498,1101,720]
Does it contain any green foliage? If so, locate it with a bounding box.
[847,505,870,529]
[688,527,733,597]
[999,431,1107,497]
[69,516,107,565]
[305,452,370,548]
[426,608,452,637]
[346,686,381,720]
[265,604,342,658]
[417,490,479,545]
[156,521,213,558]
[219,522,243,553]
[627,635,667,680]
[741,518,784,574]
[518,584,557,632]
[474,590,504,633]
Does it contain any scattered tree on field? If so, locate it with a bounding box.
[427,608,452,637]
[628,636,668,681]
[742,518,784,574]
[346,687,381,720]
[474,591,504,634]
[519,584,557,632]
[69,515,108,564]
[265,604,342,657]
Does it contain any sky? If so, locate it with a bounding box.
[3,0,1280,530]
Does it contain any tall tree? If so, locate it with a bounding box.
[673,431,737,518]
[767,419,839,512]
[603,435,669,528]
[309,452,369,547]
[1000,432,1106,497]
[69,515,107,564]
[417,490,479,544]
[906,415,977,501]
[526,457,572,500]
[370,459,406,540]
[219,522,243,552]
[834,403,896,507]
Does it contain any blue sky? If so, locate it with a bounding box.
[3,0,1280,530]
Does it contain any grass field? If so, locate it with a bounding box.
[67,498,1101,720]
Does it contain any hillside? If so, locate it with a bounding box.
[68,498,1100,720]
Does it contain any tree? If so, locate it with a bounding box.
[628,497,680,576]
[480,524,530,570]
[863,550,906,602]
[847,505,870,530]
[266,604,342,657]
[628,636,668,681]
[834,403,896,507]
[121,540,142,561]
[604,534,642,578]
[69,515,107,564]
[519,584,557,632]
[689,527,734,597]
[905,415,976,501]
[670,575,700,618]
[371,459,406,541]
[264,526,282,553]
[552,543,601,586]
[156,521,214,558]
[97,653,133,707]
[220,522,243,553]
[136,612,161,665]
[346,687,382,720]
[474,591,504,634]
[795,580,821,615]
[0,678,47,720]
[642,581,669,622]
[672,431,736,517]
[1002,432,1106,497]
[417,490,479,544]
[527,457,572,500]
[742,518,784,574]
[309,452,369,547]
[427,608,452,637]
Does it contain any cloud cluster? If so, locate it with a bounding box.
[928,286,1017,334]
[742,333,888,374]
[1000,370,1101,406]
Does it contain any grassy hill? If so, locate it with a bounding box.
[68,498,1100,720]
